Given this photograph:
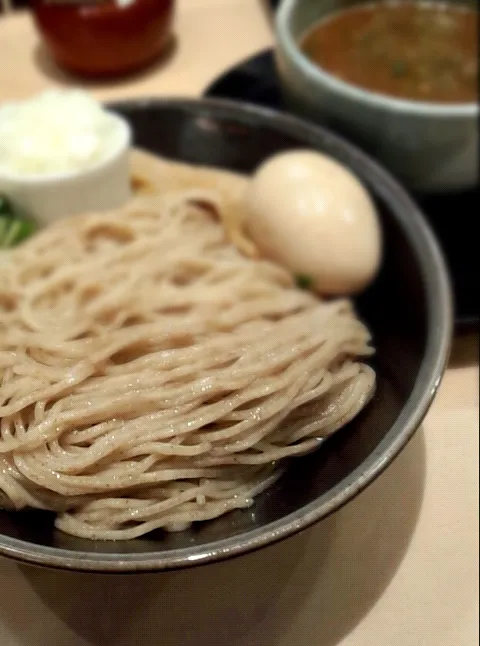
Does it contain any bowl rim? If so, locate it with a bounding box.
[0,113,131,184]
[276,0,479,117]
[0,97,453,573]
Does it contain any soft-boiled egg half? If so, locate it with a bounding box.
[245,150,382,296]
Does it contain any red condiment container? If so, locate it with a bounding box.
[32,0,175,78]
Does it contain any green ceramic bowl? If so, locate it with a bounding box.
[275,0,479,193]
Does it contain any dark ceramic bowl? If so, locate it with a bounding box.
[0,99,452,573]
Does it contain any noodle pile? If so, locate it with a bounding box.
[0,191,375,540]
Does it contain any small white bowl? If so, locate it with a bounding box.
[0,114,132,226]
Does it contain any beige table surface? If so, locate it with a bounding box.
[0,3,478,645]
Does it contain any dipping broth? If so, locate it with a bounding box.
[300,2,479,103]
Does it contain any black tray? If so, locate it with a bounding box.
[204,50,479,330]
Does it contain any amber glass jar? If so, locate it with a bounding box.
[32,0,175,78]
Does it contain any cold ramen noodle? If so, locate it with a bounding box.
[0,152,376,541]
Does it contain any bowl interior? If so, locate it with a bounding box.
[0,100,449,571]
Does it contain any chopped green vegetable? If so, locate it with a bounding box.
[0,194,16,218]
[391,60,408,77]
[295,274,313,290]
[0,216,35,247]
[0,194,36,248]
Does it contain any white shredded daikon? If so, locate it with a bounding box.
[0,90,124,176]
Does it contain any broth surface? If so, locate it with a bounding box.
[300,2,479,103]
